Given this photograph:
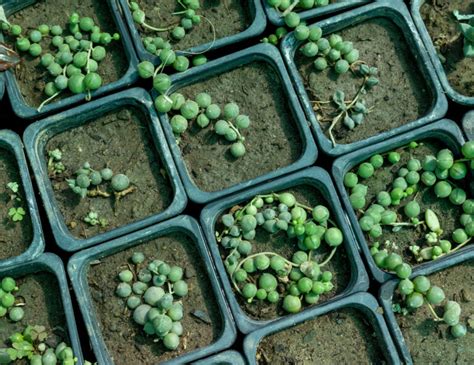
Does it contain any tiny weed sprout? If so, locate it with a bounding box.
[453,10,474,58]
[114,253,189,351]
[343,140,474,339]
[47,148,66,176]
[83,211,108,228]
[0,325,83,364]
[0,12,120,111]
[216,191,343,314]
[4,181,27,224]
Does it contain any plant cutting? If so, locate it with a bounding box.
[216,191,343,314]
[114,252,188,351]
[0,12,120,111]
[294,24,379,146]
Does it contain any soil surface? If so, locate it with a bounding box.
[296,18,431,145]
[7,0,128,107]
[396,260,474,364]
[88,233,222,365]
[217,185,351,321]
[421,0,474,97]
[348,140,471,266]
[45,106,173,241]
[0,273,69,359]
[135,0,251,52]
[0,149,33,260]
[176,62,303,192]
[257,308,386,364]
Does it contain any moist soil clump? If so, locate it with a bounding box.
[177,62,303,192]
[88,233,222,365]
[45,106,173,240]
[296,18,431,145]
[135,0,251,52]
[420,0,474,97]
[7,0,128,107]
[257,308,386,364]
[217,185,351,320]
[0,149,33,260]
[396,260,474,363]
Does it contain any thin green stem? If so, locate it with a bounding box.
[450,238,472,253]
[37,91,61,112]
[426,301,443,322]
[319,247,338,267]
[141,22,176,33]
[281,0,300,16]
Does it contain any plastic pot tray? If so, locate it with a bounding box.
[262,0,372,27]
[332,119,466,284]
[158,43,318,204]
[118,0,266,65]
[67,215,236,365]
[243,292,400,365]
[411,0,474,106]
[379,247,474,364]
[0,0,139,119]
[200,166,369,334]
[0,130,44,269]
[191,350,245,365]
[463,111,474,141]
[0,253,84,364]
[280,0,448,157]
[23,88,187,252]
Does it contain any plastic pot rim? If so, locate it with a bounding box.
[200,166,369,334]
[157,42,318,204]
[280,0,448,157]
[67,215,237,365]
[243,292,400,365]
[0,129,44,269]
[2,0,139,119]
[23,87,187,252]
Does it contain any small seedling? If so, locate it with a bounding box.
[114,253,188,351]
[0,12,120,110]
[453,10,474,58]
[83,211,108,227]
[0,325,80,364]
[8,207,26,222]
[47,148,66,176]
[5,182,26,224]
[216,192,343,314]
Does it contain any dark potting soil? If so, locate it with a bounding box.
[420,0,474,97]
[256,308,386,364]
[0,273,69,355]
[296,18,431,145]
[45,106,173,241]
[217,185,351,321]
[176,62,303,192]
[7,0,128,107]
[0,149,33,260]
[396,260,474,363]
[88,233,223,365]
[135,0,251,52]
[351,140,470,266]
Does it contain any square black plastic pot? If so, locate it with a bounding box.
[0,253,84,364]
[158,43,318,204]
[0,130,44,269]
[262,0,372,27]
[280,0,448,157]
[23,87,187,252]
[411,0,474,106]
[118,0,266,65]
[463,111,474,141]
[243,292,400,365]
[379,247,474,364]
[332,119,467,284]
[200,166,369,334]
[67,215,236,365]
[192,350,245,365]
[1,0,139,119]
